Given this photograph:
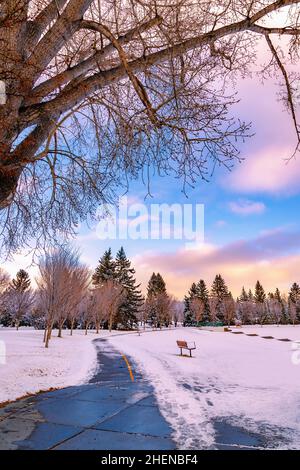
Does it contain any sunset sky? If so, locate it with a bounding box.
[3,42,300,299]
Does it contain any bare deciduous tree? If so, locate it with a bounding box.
[5,269,34,329]
[67,266,90,335]
[238,299,256,325]
[268,297,282,325]
[0,1,300,253]
[0,268,9,294]
[172,299,184,327]
[37,245,85,347]
[289,299,299,325]
[7,286,34,329]
[208,295,218,322]
[223,295,236,326]
[255,300,268,326]
[190,297,205,323]
[99,279,124,332]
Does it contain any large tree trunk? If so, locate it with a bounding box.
[0,168,21,209]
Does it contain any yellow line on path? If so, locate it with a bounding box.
[122,354,135,382]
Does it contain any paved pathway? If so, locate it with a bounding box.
[0,339,175,450]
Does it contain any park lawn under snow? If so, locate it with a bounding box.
[107,326,300,449]
[0,328,99,404]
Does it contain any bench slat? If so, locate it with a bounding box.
[177,340,188,348]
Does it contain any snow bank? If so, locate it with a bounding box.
[107,326,300,449]
[0,328,98,404]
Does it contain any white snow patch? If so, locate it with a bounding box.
[0,328,98,404]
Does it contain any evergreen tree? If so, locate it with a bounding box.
[147,272,166,296]
[11,269,31,292]
[92,248,116,285]
[274,287,286,324]
[115,247,144,329]
[183,282,199,324]
[0,309,12,327]
[248,289,254,301]
[239,287,249,302]
[289,282,300,303]
[196,279,210,322]
[289,282,300,323]
[210,274,229,323]
[254,280,267,325]
[8,270,32,329]
[146,273,167,326]
[254,280,266,303]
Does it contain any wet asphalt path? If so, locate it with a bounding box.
[0,339,175,450]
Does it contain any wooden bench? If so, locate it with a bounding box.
[176,340,196,357]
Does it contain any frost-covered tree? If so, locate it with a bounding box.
[238,299,256,325]
[254,280,268,325]
[0,268,10,324]
[172,300,184,327]
[289,299,298,326]
[289,282,300,323]
[7,269,34,329]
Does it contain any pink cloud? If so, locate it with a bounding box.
[226,147,300,195]
[133,229,300,298]
[221,40,300,195]
[229,199,266,215]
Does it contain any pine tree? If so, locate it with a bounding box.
[183,282,199,324]
[147,273,157,297]
[92,248,116,285]
[9,270,32,329]
[12,269,31,292]
[289,282,300,323]
[254,281,266,303]
[0,309,12,327]
[147,272,166,296]
[210,274,229,323]
[248,289,254,301]
[274,287,285,324]
[254,280,267,325]
[289,282,300,302]
[239,287,249,302]
[146,273,167,327]
[196,279,210,322]
[115,247,144,329]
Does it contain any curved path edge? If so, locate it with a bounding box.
[0,338,176,450]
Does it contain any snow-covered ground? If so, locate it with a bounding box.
[0,328,98,404]
[2,325,300,449]
[107,326,300,449]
